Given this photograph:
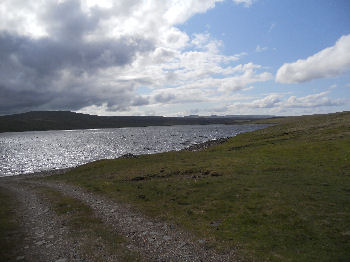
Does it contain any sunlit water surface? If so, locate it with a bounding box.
[0,124,268,177]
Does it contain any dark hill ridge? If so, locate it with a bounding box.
[0,111,274,133]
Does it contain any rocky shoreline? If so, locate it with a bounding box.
[183,137,230,152]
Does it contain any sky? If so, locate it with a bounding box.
[0,0,349,116]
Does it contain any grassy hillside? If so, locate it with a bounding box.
[46,111,350,261]
[0,111,270,133]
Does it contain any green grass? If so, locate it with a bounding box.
[0,188,24,262]
[46,111,350,261]
[38,187,144,262]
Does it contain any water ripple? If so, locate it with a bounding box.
[0,124,267,176]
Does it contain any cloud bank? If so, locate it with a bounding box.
[206,91,343,116]
[276,34,350,83]
[0,0,273,115]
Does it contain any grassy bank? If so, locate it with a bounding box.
[47,112,350,261]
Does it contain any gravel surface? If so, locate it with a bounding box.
[29,180,240,261]
[1,174,241,261]
[1,181,85,262]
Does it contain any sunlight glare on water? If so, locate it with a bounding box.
[0,124,267,176]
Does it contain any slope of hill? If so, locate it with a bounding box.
[0,111,272,133]
[50,111,350,261]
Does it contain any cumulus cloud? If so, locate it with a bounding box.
[125,89,343,117]
[218,63,272,92]
[226,94,281,111]
[0,0,272,115]
[282,91,342,108]
[141,62,272,107]
[0,0,157,113]
[224,91,343,115]
[276,34,350,83]
[181,90,343,116]
[250,94,281,108]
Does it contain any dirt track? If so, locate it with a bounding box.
[1,175,240,262]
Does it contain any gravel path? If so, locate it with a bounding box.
[1,176,240,261]
[1,182,85,262]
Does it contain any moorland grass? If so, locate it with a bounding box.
[47,112,350,261]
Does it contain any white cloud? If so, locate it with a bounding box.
[233,0,254,8]
[276,34,350,83]
[0,0,274,115]
[282,91,342,108]
[110,89,344,117]
[221,91,343,116]
[227,94,281,110]
[255,45,268,52]
[0,0,223,39]
[139,61,272,108]
[217,63,272,92]
[251,94,281,108]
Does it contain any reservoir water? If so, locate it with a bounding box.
[0,124,268,177]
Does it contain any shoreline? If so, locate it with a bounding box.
[1,124,272,180]
[0,136,232,180]
[0,167,74,180]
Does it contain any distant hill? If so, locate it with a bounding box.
[0,111,275,133]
